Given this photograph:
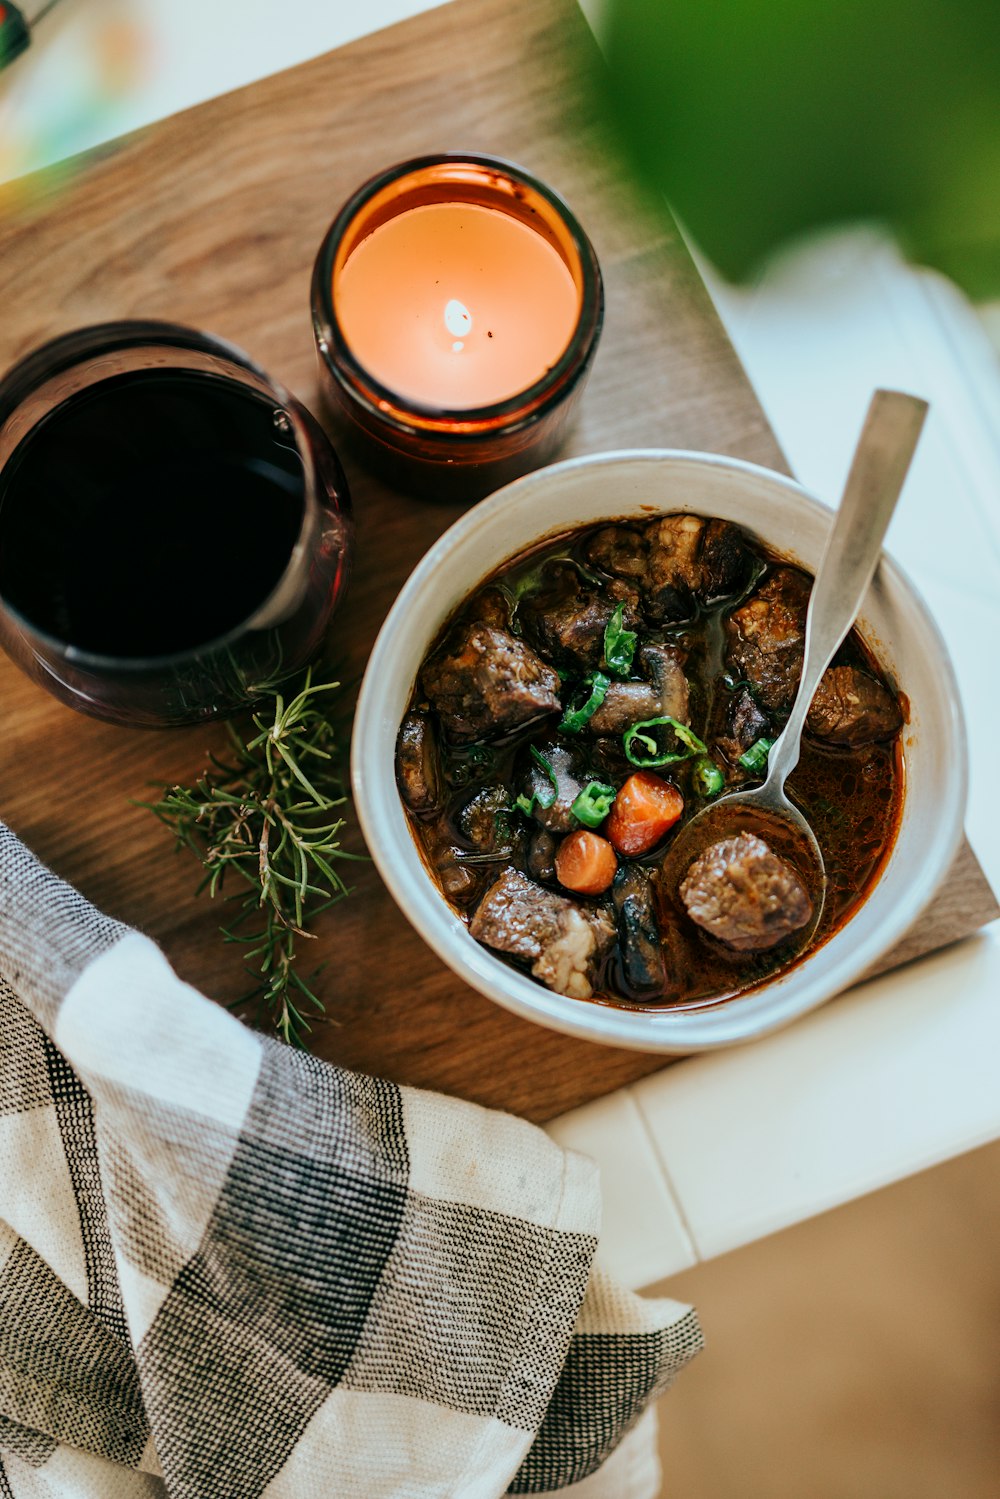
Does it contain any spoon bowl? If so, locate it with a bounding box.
[661,787,826,967]
[663,388,928,961]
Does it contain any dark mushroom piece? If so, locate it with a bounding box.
[456,786,512,853]
[588,643,690,736]
[520,741,586,833]
[470,868,615,999]
[425,828,477,901]
[611,864,667,997]
[679,831,813,952]
[527,828,557,883]
[395,712,441,813]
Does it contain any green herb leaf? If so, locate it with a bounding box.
[603,602,638,677]
[559,671,611,733]
[570,780,618,828]
[738,736,775,773]
[623,715,707,768]
[691,756,725,797]
[141,666,352,1048]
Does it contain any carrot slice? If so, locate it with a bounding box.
[606,771,684,856]
[555,829,618,895]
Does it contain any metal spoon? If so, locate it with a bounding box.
[663,388,928,951]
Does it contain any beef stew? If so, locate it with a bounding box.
[395,512,904,1009]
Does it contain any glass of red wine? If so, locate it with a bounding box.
[0,322,353,726]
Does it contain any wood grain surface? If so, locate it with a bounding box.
[0,0,995,1121]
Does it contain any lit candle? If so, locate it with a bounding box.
[335,201,581,409]
[311,155,604,502]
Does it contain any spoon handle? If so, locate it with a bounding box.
[766,388,928,790]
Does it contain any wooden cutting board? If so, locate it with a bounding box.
[0,0,995,1121]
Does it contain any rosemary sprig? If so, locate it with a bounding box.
[143,668,358,1047]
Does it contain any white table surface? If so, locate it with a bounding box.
[4,0,999,1292]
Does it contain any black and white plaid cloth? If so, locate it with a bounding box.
[0,823,701,1498]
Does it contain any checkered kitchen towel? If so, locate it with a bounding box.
[0,823,701,1499]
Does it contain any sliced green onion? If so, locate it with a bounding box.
[691,757,725,797]
[738,736,775,773]
[603,603,638,678]
[514,792,537,818]
[570,781,617,829]
[559,671,611,733]
[623,716,708,768]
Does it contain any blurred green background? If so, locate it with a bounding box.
[597,0,1000,297]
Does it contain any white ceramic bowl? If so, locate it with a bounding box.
[352,451,967,1052]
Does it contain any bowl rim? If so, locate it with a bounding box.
[352,447,968,1052]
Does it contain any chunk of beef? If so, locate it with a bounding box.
[715,686,773,766]
[519,565,640,673]
[521,741,585,833]
[805,664,903,747]
[421,621,560,743]
[724,567,810,712]
[587,514,753,623]
[470,868,614,999]
[725,573,902,745]
[643,513,705,620]
[456,786,511,852]
[611,864,667,996]
[731,686,773,755]
[395,712,441,813]
[700,519,755,599]
[679,831,813,951]
[729,686,772,752]
[588,644,690,736]
[586,524,648,585]
[468,586,511,629]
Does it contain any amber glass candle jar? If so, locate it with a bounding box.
[311,154,604,502]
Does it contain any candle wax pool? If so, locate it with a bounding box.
[334,202,580,410]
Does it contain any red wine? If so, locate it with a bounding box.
[0,370,306,658]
